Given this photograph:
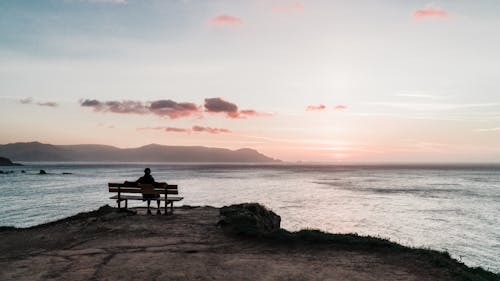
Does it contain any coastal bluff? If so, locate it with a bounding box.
[0,156,21,166]
[0,205,497,281]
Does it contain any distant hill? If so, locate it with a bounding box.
[0,156,21,166]
[0,142,280,163]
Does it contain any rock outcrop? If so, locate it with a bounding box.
[218,203,281,236]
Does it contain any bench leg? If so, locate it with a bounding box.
[125,199,128,209]
[117,199,121,210]
[170,202,174,214]
[164,200,167,215]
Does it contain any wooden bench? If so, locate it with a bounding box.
[108,182,183,214]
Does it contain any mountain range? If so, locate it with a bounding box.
[0,142,280,163]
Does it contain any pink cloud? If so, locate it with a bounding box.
[192,125,231,134]
[204,97,238,115]
[149,99,200,119]
[166,127,190,133]
[80,99,201,118]
[239,109,273,117]
[413,8,449,19]
[334,105,347,110]
[82,97,269,120]
[99,100,147,114]
[80,99,148,114]
[204,97,270,119]
[209,15,243,26]
[137,125,230,134]
[273,1,304,13]
[306,104,326,111]
[204,97,241,118]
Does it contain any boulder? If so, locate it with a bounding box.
[218,203,281,236]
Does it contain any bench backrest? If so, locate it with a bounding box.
[139,184,158,195]
[108,182,179,195]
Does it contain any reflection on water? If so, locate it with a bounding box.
[0,163,499,272]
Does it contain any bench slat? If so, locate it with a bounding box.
[109,195,184,201]
[108,187,178,194]
[108,182,177,188]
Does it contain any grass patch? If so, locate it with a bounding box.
[260,228,499,281]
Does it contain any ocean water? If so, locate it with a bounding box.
[0,163,499,272]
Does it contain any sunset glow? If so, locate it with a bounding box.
[1,1,499,162]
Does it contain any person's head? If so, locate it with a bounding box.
[144,168,151,175]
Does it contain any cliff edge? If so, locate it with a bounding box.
[0,205,497,281]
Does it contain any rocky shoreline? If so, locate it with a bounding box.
[0,204,498,281]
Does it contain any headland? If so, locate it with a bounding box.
[0,204,497,281]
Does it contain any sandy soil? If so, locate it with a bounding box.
[0,206,479,281]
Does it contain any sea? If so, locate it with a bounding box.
[0,163,499,272]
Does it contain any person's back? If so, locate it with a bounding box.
[137,173,155,184]
[136,168,160,214]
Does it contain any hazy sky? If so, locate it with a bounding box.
[1,0,500,162]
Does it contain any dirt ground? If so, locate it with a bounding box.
[0,206,476,281]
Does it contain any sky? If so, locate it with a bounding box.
[1,0,500,162]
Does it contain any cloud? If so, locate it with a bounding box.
[19,97,33,104]
[306,104,326,111]
[166,127,190,133]
[37,102,58,107]
[138,125,231,134]
[105,100,148,114]
[334,105,347,110]
[80,99,148,114]
[149,99,200,119]
[82,97,268,120]
[209,15,243,26]
[80,99,200,118]
[273,1,304,13]
[192,125,231,134]
[204,97,270,119]
[80,99,101,107]
[239,109,273,117]
[83,100,148,114]
[204,97,239,118]
[19,97,58,107]
[413,6,449,19]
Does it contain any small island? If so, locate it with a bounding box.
[0,204,497,281]
[0,156,21,166]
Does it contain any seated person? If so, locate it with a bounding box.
[136,168,161,214]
